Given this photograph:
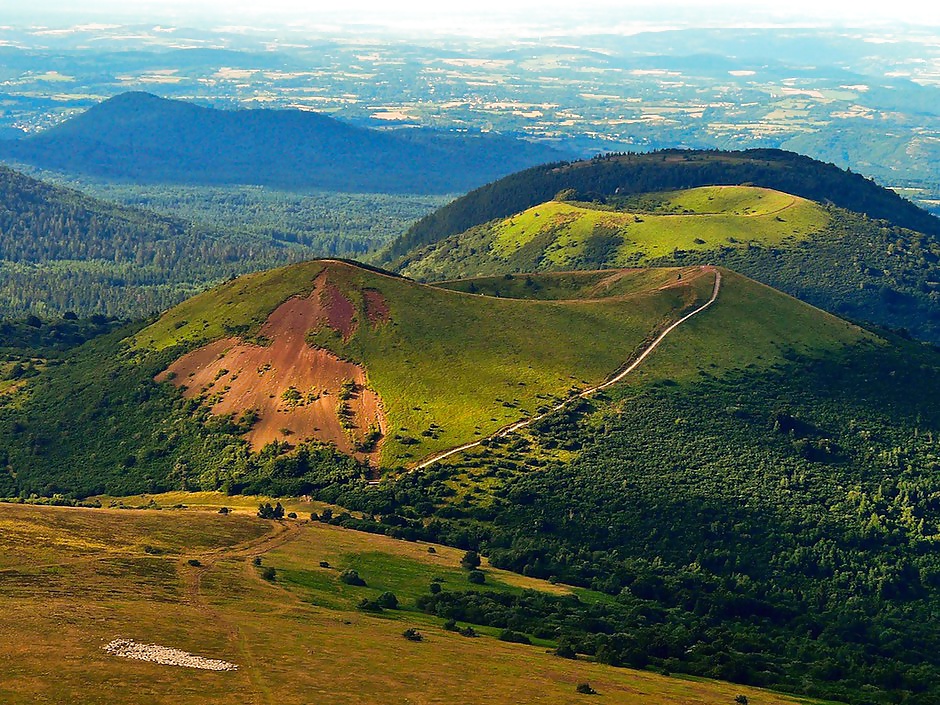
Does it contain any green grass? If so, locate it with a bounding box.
[135,260,710,467]
[399,186,829,281]
[304,263,706,465]
[627,269,877,386]
[434,267,683,299]
[271,530,573,616]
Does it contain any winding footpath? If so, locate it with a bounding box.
[411,267,723,471]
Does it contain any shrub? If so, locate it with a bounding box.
[402,628,423,642]
[339,569,366,586]
[468,570,485,585]
[555,641,577,659]
[260,566,276,581]
[252,556,262,566]
[319,561,331,568]
[443,618,458,631]
[218,506,229,514]
[187,559,202,567]
[429,582,442,594]
[734,697,748,705]
[427,546,436,554]
[459,626,477,638]
[460,550,481,570]
[576,683,597,695]
[377,591,399,609]
[287,512,297,519]
[498,629,531,645]
[357,598,383,612]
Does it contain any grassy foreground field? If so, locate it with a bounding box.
[0,500,835,704]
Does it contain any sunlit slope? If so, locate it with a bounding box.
[136,260,714,467]
[400,186,828,281]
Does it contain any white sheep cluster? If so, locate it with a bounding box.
[103,638,238,671]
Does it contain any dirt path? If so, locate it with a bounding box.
[410,266,722,471]
[180,520,305,705]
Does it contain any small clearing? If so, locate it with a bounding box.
[104,638,237,671]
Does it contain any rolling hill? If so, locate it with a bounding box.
[1,258,865,497]
[403,185,829,279]
[379,148,940,267]
[399,184,940,343]
[0,92,569,194]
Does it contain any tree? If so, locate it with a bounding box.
[377,591,399,609]
[468,570,485,585]
[460,550,481,570]
[339,569,366,586]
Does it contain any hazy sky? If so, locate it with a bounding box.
[8,0,940,34]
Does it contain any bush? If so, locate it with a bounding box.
[427,546,436,554]
[339,569,366,586]
[357,598,383,612]
[468,570,485,585]
[377,591,399,609]
[252,556,262,566]
[218,507,229,514]
[734,697,748,705]
[459,626,477,638]
[460,550,481,570]
[429,582,442,594]
[555,641,577,659]
[498,629,531,645]
[443,618,458,631]
[257,502,285,519]
[187,559,202,567]
[260,566,276,581]
[402,628,423,642]
[319,561,331,568]
[576,683,597,695]
[287,512,297,519]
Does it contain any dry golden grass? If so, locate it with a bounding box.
[0,501,832,705]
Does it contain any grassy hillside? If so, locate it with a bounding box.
[402,186,828,280]
[134,259,714,467]
[0,501,822,705]
[379,148,940,266]
[0,91,567,195]
[0,259,868,497]
[3,260,933,703]
[403,186,940,343]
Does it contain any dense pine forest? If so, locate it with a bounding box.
[0,166,314,317]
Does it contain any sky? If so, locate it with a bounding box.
[6,0,940,35]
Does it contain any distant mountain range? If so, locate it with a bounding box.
[0,92,570,194]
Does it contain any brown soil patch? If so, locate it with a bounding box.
[157,273,385,464]
[362,289,390,325]
[323,283,357,340]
